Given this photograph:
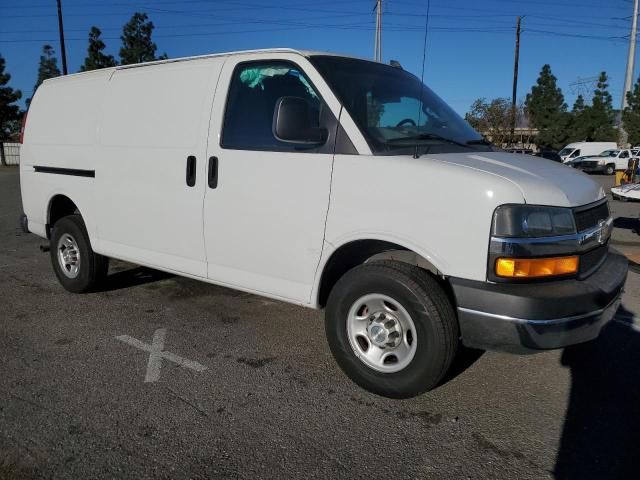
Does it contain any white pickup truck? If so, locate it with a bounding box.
[19,49,628,398]
[571,148,638,175]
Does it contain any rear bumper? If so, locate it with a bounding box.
[450,249,628,353]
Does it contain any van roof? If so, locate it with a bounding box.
[563,141,617,148]
[42,48,370,83]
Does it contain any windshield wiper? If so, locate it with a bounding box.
[386,133,470,150]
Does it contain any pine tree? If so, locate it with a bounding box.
[573,95,586,114]
[80,27,117,71]
[0,54,22,138]
[119,13,167,65]
[590,71,616,141]
[27,44,61,107]
[569,95,591,142]
[525,64,569,151]
[622,76,640,146]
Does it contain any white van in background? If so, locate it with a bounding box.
[20,49,627,398]
[559,142,617,163]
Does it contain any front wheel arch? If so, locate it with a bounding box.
[315,239,445,308]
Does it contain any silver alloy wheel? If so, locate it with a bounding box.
[346,293,417,373]
[57,233,81,279]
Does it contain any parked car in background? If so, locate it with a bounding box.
[571,149,638,175]
[559,142,617,163]
[534,150,562,162]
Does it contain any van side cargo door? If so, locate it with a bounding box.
[96,58,225,276]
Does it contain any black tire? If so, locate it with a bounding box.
[50,215,108,293]
[325,260,458,398]
[605,164,615,175]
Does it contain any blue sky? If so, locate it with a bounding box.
[0,0,636,115]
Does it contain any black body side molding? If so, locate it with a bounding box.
[33,166,95,178]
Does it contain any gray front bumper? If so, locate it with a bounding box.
[450,249,628,354]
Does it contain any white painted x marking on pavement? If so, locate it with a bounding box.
[116,328,208,382]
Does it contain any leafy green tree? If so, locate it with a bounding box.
[80,27,117,71]
[465,97,522,146]
[590,72,616,141]
[119,13,167,65]
[622,76,640,145]
[27,44,61,107]
[525,64,569,150]
[0,54,22,138]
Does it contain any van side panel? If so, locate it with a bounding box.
[20,70,114,240]
[96,58,224,276]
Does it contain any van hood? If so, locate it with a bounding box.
[429,151,605,207]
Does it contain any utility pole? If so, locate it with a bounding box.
[56,0,68,75]
[510,15,522,142]
[620,0,639,145]
[373,0,382,62]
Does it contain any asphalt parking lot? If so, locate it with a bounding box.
[1,166,639,480]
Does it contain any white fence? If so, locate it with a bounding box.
[0,142,20,166]
[0,141,20,165]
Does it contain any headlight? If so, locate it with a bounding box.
[492,205,576,238]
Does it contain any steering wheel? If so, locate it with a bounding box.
[396,118,416,128]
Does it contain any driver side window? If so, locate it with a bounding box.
[571,149,580,158]
[221,61,323,151]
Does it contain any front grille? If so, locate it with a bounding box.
[574,201,609,232]
[579,244,608,278]
[579,161,599,167]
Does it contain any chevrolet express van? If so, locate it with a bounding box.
[20,49,628,398]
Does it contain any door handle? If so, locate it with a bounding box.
[186,155,196,187]
[208,156,218,189]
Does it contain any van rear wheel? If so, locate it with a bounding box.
[325,260,458,398]
[50,215,108,293]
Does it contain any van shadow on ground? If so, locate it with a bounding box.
[99,266,174,292]
[554,304,640,480]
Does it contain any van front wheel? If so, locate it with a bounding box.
[605,164,615,175]
[50,215,108,293]
[325,261,458,398]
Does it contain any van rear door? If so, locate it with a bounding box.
[96,58,225,276]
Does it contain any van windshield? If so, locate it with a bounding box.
[599,150,619,157]
[310,55,490,155]
[558,148,574,156]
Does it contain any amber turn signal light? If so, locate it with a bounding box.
[495,256,579,278]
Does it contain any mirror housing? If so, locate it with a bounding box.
[272,96,328,145]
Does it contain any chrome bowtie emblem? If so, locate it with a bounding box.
[596,219,608,245]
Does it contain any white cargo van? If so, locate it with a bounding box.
[20,49,628,398]
[559,141,617,163]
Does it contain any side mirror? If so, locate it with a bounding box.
[272,96,328,146]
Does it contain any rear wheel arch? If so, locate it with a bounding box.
[316,239,448,308]
[47,194,81,238]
